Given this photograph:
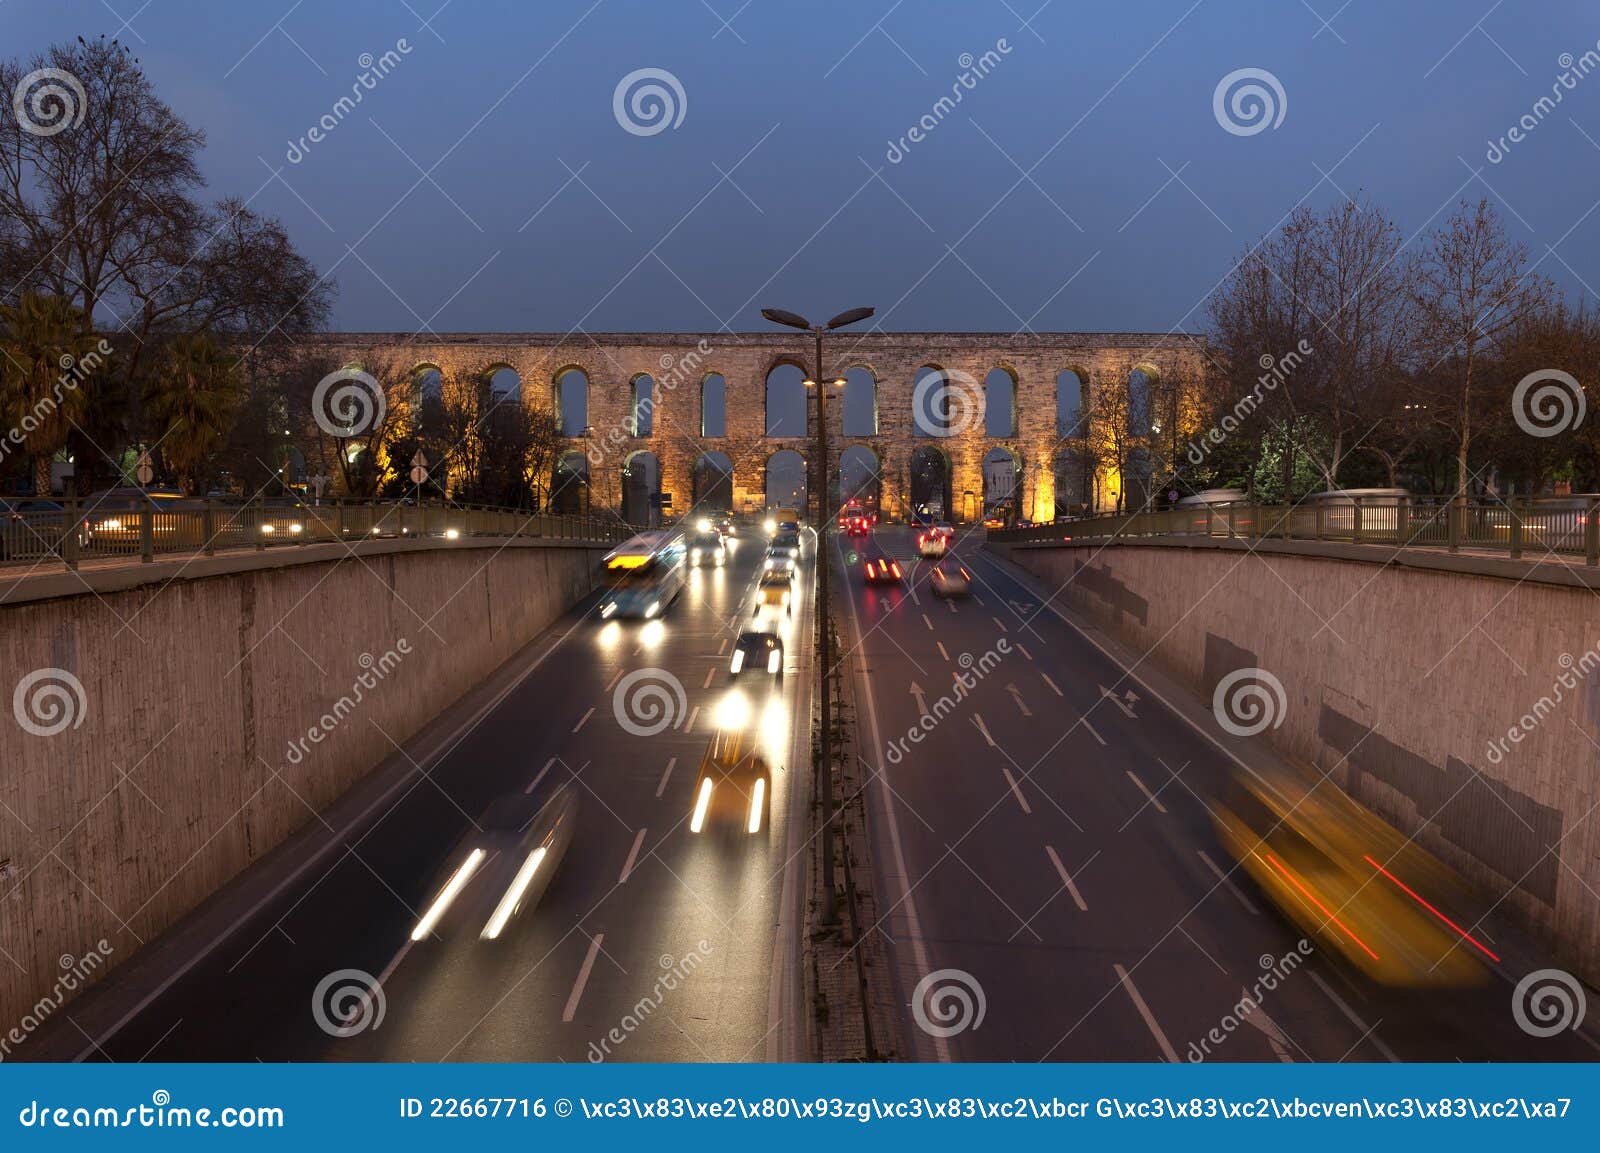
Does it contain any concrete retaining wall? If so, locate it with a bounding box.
[998,538,1600,983]
[0,540,607,1029]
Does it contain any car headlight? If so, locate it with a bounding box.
[697,517,711,531]
[764,518,776,533]
[445,528,460,540]
[600,602,616,618]
[767,650,781,674]
[692,548,701,561]
[100,517,122,531]
[289,523,303,534]
[645,601,660,618]
[730,650,745,674]
[260,523,275,534]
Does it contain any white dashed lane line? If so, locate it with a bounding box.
[972,714,996,747]
[1017,643,1033,661]
[572,707,595,733]
[1114,963,1179,1062]
[604,667,625,692]
[563,933,605,1023]
[1040,672,1063,697]
[1081,715,1107,746]
[656,757,676,798]
[936,641,950,662]
[684,705,700,733]
[525,757,557,795]
[1045,845,1088,911]
[992,616,1008,633]
[1002,767,1032,814]
[619,828,647,883]
[922,613,933,630]
[1126,770,1168,814]
[702,666,716,689]
[1197,849,1258,915]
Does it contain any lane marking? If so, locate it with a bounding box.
[972,714,996,747]
[936,641,951,663]
[1003,767,1032,814]
[1099,684,1138,718]
[1196,849,1259,915]
[1045,845,1088,911]
[1040,672,1064,697]
[1114,963,1179,1062]
[1306,970,1400,1063]
[922,613,933,630]
[525,757,557,794]
[572,707,595,733]
[1081,716,1107,746]
[946,598,957,613]
[684,704,700,733]
[718,638,728,656]
[656,757,676,798]
[563,933,605,1023]
[992,616,1008,633]
[1017,643,1034,661]
[604,667,625,692]
[702,666,716,689]
[619,828,647,883]
[1005,682,1032,717]
[910,682,928,716]
[1126,770,1168,814]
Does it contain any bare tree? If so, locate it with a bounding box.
[1414,198,1552,497]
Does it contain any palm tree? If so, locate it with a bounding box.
[146,331,242,494]
[0,291,94,496]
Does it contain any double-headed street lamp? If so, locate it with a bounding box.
[761,305,873,925]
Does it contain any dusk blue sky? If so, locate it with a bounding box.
[10,0,1600,336]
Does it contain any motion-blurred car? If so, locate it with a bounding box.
[714,514,734,537]
[0,499,81,561]
[753,571,794,617]
[688,533,726,567]
[730,631,783,678]
[762,546,796,576]
[1211,766,1494,988]
[408,785,579,946]
[844,515,870,537]
[688,725,772,836]
[932,522,954,539]
[929,563,972,597]
[863,555,903,585]
[982,514,1006,530]
[773,530,801,557]
[917,531,948,559]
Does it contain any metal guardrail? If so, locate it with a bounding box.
[0,497,626,572]
[988,496,1600,567]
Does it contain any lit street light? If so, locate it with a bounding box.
[761,305,874,925]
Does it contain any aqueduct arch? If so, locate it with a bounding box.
[301,332,1207,522]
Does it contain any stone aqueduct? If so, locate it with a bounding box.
[309,332,1208,522]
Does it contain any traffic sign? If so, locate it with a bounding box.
[135,451,153,486]
[410,450,428,486]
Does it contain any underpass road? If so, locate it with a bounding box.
[840,525,1600,1063]
[58,525,811,1063]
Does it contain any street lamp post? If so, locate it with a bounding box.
[761,305,873,926]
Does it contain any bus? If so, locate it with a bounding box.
[597,531,687,619]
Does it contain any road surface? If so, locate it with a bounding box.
[53,525,811,1063]
[838,525,1600,1063]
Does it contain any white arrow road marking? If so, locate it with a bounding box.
[563,933,604,1022]
[1126,770,1168,814]
[619,828,647,883]
[1114,963,1179,1062]
[656,757,676,798]
[1238,991,1296,1062]
[910,682,928,716]
[1099,685,1137,718]
[973,714,996,747]
[526,757,557,794]
[1039,672,1063,697]
[1008,599,1034,615]
[1005,682,1032,717]
[1003,767,1032,814]
[1045,845,1088,911]
[946,598,958,613]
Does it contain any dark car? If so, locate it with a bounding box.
[863,554,902,585]
[730,630,784,678]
